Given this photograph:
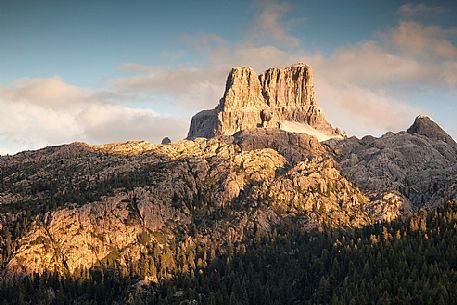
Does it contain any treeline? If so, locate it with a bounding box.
[0,165,162,214]
[0,149,168,217]
[1,203,457,305]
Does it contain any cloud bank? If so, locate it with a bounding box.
[0,77,186,154]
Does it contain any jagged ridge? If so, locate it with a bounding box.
[1,129,406,275]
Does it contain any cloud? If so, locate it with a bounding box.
[0,77,90,108]
[385,21,457,60]
[78,103,187,144]
[317,80,422,136]
[0,148,10,156]
[398,3,449,16]
[0,78,188,154]
[115,65,225,95]
[109,1,308,114]
[0,100,81,150]
[310,41,424,85]
[247,1,300,47]
[113,65,227,110]
[443,62,457,86]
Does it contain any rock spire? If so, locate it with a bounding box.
[187,63,340,140]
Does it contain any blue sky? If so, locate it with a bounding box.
[0,0,456,154]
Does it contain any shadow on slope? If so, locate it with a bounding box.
[1,201,456,305]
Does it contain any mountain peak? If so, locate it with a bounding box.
[187,63,341,140]
[416,114,432,120]
[292,62,309,67]
[407,115,457,148]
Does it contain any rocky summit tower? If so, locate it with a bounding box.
[187,63,341,140]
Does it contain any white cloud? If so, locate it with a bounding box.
[113,65,227,110]
[0,77,90,108]
[315,42,423,85]
[78,103,187,144]
[0,148,11,156]
[115,65,225,96]
[385,21,457,60]
[0,78,188,154]
[317,80,422,137]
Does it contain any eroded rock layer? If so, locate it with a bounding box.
[187,63,340,139]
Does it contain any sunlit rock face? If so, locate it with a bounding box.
[1,129,405,275]
[187,63,341,140]
[259,64,334,133]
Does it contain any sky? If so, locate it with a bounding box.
[0,0,457,154]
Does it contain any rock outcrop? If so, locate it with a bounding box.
[187,63,340,140]
[1,129,401,275]
[161,137,171,145]
[407,115,457,149]
[324,117,457,208]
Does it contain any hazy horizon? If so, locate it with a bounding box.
[1,0,457,155]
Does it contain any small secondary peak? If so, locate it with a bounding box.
[407,115,457,148]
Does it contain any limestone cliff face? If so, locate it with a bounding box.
[260,64,335,133]
[187,63,340,139]
[217,67,266,136]
[260,64,316,108]
[221,67,265,109]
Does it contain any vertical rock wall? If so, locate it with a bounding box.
[187,63,340,139]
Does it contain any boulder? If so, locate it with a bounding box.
[161,137,172,145]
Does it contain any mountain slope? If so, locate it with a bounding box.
[324,116,457,208]
[1,129,412,275]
